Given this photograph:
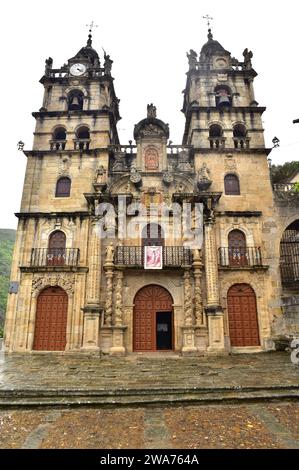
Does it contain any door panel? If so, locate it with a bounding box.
[133,285,173,351]
[33,286,68,351]
[228,284,260,347]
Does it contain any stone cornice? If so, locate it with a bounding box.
[15,211,90,219]
[216,211,262,217]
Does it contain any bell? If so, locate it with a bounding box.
[218,95,230,107]
[70,96,80,109]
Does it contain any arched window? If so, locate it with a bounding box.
[75,126,90,150]
[233,124,246,138]
[55,177,71,197]
[47,230,66,266]
[76,126,90,139]
[51,127,67,150]
[142,223,164,247]
[224,174,240,195]
[215,85,232,109]
[228,230,247,267]
[209,124,224,149]
[280,220,299,287]
[67,90,84,111]
[209,124,222,138]
[53,127,66,141]
[233,124,248,149]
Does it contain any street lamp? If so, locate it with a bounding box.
[272,136,280,148]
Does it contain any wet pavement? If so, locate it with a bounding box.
[0,351,298,406]
[1,403,299,449]
[0,351,298,448]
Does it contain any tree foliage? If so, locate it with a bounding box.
[271,161,299,184]
[0,229,16,335]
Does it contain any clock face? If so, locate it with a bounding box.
[70,63,86,76]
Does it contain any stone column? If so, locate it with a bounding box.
[181,269,197,355]
[110,269,126,356]
[82,219,101,352]
[204,219,226,354]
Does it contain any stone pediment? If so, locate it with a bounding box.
[134,117,169,140]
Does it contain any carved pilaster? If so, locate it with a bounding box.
[183,270,194,326]
[181,269,197,355]
[86,219,101,306]
[104,268,114,326]
[204,220,220,307]
[114,270,124,326]
[192,250,203,326]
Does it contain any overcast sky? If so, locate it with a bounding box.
[1,0,298,229]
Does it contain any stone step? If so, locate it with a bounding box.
[0,385,298,407]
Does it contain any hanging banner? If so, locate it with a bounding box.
[144,246,163,269]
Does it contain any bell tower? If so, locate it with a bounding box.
[182,28,264,150]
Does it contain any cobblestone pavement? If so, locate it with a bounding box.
[1,403,299,449]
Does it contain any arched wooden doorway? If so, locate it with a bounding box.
[133,285,173,351]
[227,284,260,347]
[33,286,68,351]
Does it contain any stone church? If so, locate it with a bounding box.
[4,28,299,356]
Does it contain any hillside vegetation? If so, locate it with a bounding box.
[0,229,16,335]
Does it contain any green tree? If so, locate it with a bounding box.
[271,161,299,184]
[0,229,16,335]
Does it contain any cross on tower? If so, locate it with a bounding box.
[86,21,98,33]
[202,14,213,28]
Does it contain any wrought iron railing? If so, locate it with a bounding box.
[30,248,80,267]
[114,246,192,267]
[218,247,262,267]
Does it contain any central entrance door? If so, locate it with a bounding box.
[133,285,173,351]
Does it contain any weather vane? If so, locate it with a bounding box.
[202,14,213,28]
[86,21,98,34]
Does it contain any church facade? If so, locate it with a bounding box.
[4,29,299,356]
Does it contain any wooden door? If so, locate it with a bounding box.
[33,286,68,351]
[228,230,247,267]
[227,284,260,347]
[133,285,173,351]
[47,231,66,266]
[142,224,165,247]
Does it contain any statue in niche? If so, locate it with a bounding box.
[145,147,159,170]
[187,49,197,70]
[242,48,253,70]
[112,153,126,172]
[147,103,157,118]
[197,162,212,191]
[105,242,114,263]
[177,150,192,171]
[94,165,107,184]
